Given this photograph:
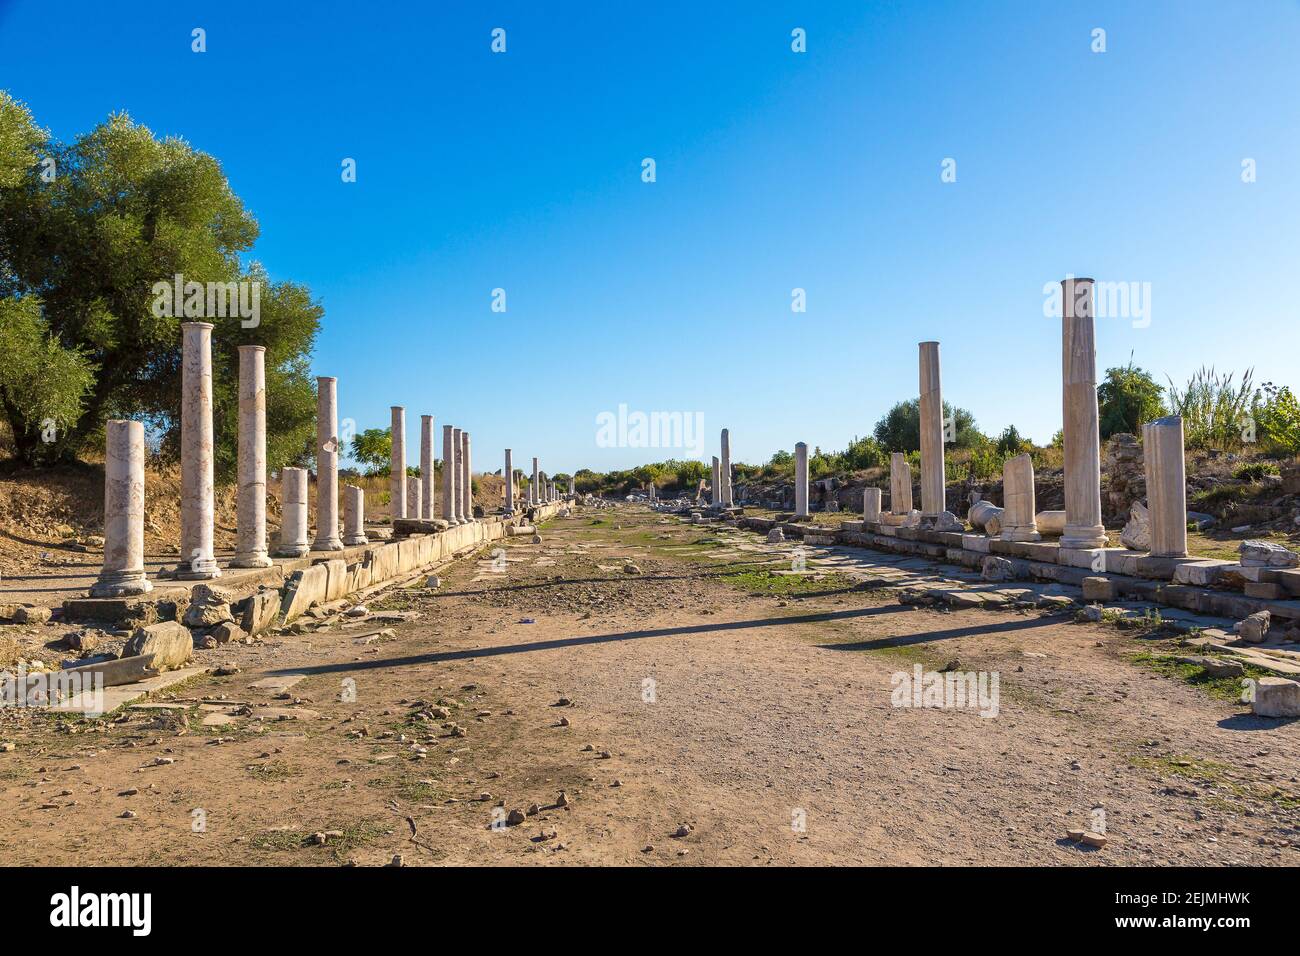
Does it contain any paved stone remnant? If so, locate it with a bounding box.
[504,448,515,514]
[91,420,153,597]
[312,376,344,551]
[1001,453,1041,541]
[794,442,810,519]
[890,452,913,515]
[390,406,407,520]
[1240,540,1300,568]
[420,414,435,520]
[276,467,310,557]
[232,346,273,568]
[1060,278,1108,549]
[720,428,734,507]
[461,430,472,521]
[1143,415,1188,557]
[443,425,459,523]
[918,341,945,518]
[177,322,221,579]
[863,487,882,522]
[343,486,368,546]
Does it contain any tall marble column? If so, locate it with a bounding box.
[91,420,152,596]
[794,442,810,519]
[420,415,435,520]
[531,457,540,507]
[720,428,734,507]
[711,457,721,506]
[568,476,576,497]
[275,467,310,557]
[890,452,913,515]
[1143,415,1188,557]
[390,406,406,520]
[1060,278,1108,549]
[343,485,368,546]
[919,341,945,518]
[442,424,457,522]
[461,430,473,520]
[1000,453,1041,541]
[232,345,272,567]
[504,448,515,513]
[450,427,464,523]
[177,321,220,579]
[312,376,343,550]
[862,487,882,523]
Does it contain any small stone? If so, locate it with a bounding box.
[622,563,642,575]
[14,605,52,625]
[527,803,540,815]
[556,791,570,807]
[507,808,527,826]
[119,810,136,819]
[386,854,404,867]
[346,605,368,617]
[1081,831,1107,849]
[673,824,692,838]
[558,716,570,727]
[1238,610,1271,644]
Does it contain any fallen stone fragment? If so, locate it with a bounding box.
[1238,610,1271,644]
[1252,677,1300,718]
[123,621,193,671]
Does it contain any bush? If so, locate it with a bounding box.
[1233,461,1279,482]
[1252,383,1300,456]
[994,425,1031,457]
[1167,366,1255,451]
[1097,361,1166,438]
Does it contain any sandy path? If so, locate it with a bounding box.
[0,508,1295,866]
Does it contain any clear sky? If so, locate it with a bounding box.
[2,0,1298,474]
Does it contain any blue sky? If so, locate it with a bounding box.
[2,0,1298,473]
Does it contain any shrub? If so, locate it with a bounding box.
[1097,360,1166,438]
[1167,366,1255,451]
[1252,383,1300,456]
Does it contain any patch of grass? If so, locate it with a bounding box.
[1128,750,1234,782]
[718,568,858,597]
[255,817,392,856]
[1233,461,1280,481]
[1188,483,1252,511]
[244,759,302,781]
[1127,648,1267,702]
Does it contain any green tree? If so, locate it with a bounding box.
[873,399,981,451]
[994,425,1031,457]
[0,296,97,456]
[1097,361,1166,438]
[1253,383,1300,456]
[350,427,393,475]
[0,103,320,473]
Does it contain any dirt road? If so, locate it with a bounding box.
[1,508,1296,866]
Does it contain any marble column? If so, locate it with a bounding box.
[390,406,406,520]
[449,427,463,522]
[1060,278,1108,548]
[275,467,310,557]
[863,487,882,523]
[568,476,575,497]
[312,376,343,550]
[406,476,422,522]
[1000,453,1041,541]
[442,424,457,523]
[720,428,733,507]
[1143,415,1188,558]
[177,321,220,579]
[504,449,515,513]
[919,341,945,518]
[343,485,368,546]
[91,420,152,596]
[420,415,435,520]
[890,452,913,515]
[532,457,540,507]
[231,346,272,568]
[711,457,721,506]
[794,442,810,518]
[461,430,473,520]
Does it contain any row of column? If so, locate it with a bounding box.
[92,323,510,596]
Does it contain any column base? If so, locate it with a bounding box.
[88,571,153,598]
[343,534,369,546]
[1061,526,1108,550]
[1002,528,1042,542]
[175,557,222,580]
[230,553,274,568]
[311,538,345,551]
[274,544,310,558]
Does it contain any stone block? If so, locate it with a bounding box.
[123,621,193,671]
[1082,577,1117,601]
[1171,559,1236,587]
[1245,582,1284,600]
[1252,677,1300,718]
[962,535,991,554]
[1240,540,1300,568]
[240,590,281,635]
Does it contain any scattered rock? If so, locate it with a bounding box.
[182,584,235,628]
[1177,655,1245,678]
[1238,610,1271,644]
[123,621,194,671]
[1252,677,1300,718]
[14,605,52,625]
[1120,500,1151,551]
[622,563,642,575]
[1240,540,1300,568]
[210,621,247,645]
